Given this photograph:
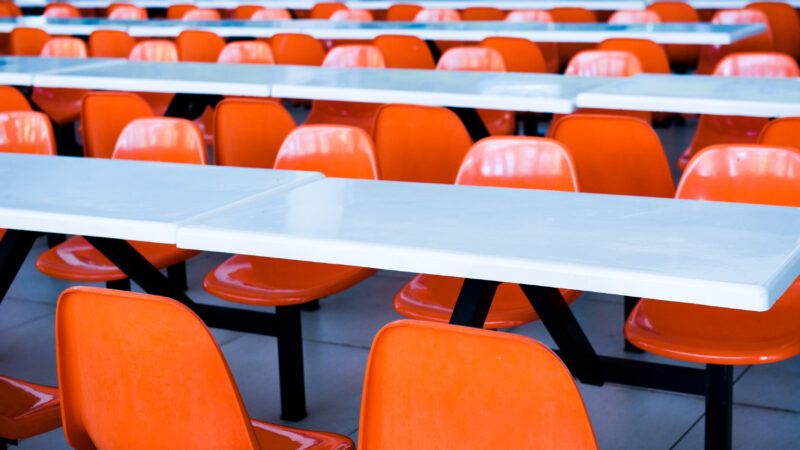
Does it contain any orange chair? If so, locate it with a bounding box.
[373,34,435,69]
[759,116,800,149]
[108,3,146,19]
[550,8,596,68]
[233,4,265,19]
[678,52,800,169]
[10,28,49,56]
[43,2,80,18]
[306,45,386,131]
[251,7,292,20]
[414,8,460,21]
[31,38,88,126]
[129,40,179,115]
[608,9,661,23]
[36,118,203,289]
[182,8,221,20]
[372,104,472,183]
[166,3,195,19]
[55,287,355,450]
[310,2,347,18]
[548,114,674,197]
[271,33,326,65]
[505,10,559,73]
[436,47,515,136]
[330,8,373,21]
[386,3,422,20]
[217,41,275,64]
[359,320,598,449]
[0,86,32,111]
[747,2,800,60]
[647,1,700,68]
[697,9,773,74]
[462,7,505,20]
[81,92,153,158]
[176,30,225,62]
[598,38,670,73]
[394,137,582,328]
[0,111,56,155]
[88,30,136,58]
[0,2,20,17]
[625,144,800,449]
[0,375,61,448]
[481,37,547,73]
[214,98,295,168]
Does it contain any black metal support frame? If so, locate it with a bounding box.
[164,93,224,120]
[0,437,16,449]
[448,107,491,141]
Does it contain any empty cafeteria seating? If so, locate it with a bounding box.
[182,7,222,20]
[504,9,559,72]
[214,98,295,168]
[107,3,146,19]
[373,35,435,69]
[251,7,292,20]
[550,7,596,69]
[760,117,800,149]
[746,2,800,60]
[31,38,88,126]
[0,375,61,448]
[129,40,179,115]
[697,8,773,74]
[271,33,327,65]
[177,30,225,62]
[462,6,505,20]
[646,1,700,68]
[88,29,136,58]
[10,27,48,57]
[43,2,80,18]
[80,92,154,159]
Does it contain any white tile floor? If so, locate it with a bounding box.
[2,117,799,449]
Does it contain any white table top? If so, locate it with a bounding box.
[0,17,765,44]
[0,56,120,85]
[576,74,800,117]
[0,154,321,243]
[683,0,800,8]
[177,178,800,312]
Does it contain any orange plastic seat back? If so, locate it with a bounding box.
[506,9,553,22]
[373,35,435,69]
[504,10,558,72]
[167,3,195,19]
[176,30,224,62]
[55,287,259,450]
[608,10,661,24]
[250,8,292,20]
[550,8,596,66]
[599,38,670,73]
[647,2,699,67]
[0,2,21,17]
[565,49,643,76]
[233,5,265,19]
[10,28,49,55]
[274,125,379,179]
[386,4,422,21]
[747,2,800,60]
[44,2,80,18]
[271,33,326,65]
[713,51,799,77]
[549,114,674,197]
[129,40,179,61]
[108,4,147,19]
[457,137,580,191]
[40,37,88,58]
[214,98,295,168]
[0,86,32,111]
[697,9,773,74]
[182,8,221,20]
[436,46,506,71]
[113,118,207,164]
[462,7,505,20]
[481,37,547,72]
[0,111,56,155]
[322,44,385,68]
[359,321,598,450]
[373,104,472,183]
[217,41,275,64]
[310,2,347,19]
[414,8,461,21]
[677,144,800,206]
[759,117,800,149]
[88,30,136,58]
[81,92,153,159]
[330,9,374,21]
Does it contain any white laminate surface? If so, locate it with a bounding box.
[177,178,800,312]
[0,56,122,85]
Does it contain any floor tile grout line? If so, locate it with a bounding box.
[670,413,704,449]
[0,310,55,333]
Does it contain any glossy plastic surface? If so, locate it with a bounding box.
[549,114,674,197]
[81,91,153,159]
[182,8,221,20]
[310,2,347,19]
[166,3,195,19]
[413,8,461,21]
[373,35,434,69]
[359,320,598,449]
[214,98,295,168]
[44,2,79,18]
[608,9,660,24]
[504,10,558,72]
[88,30,136,58]
[233,5,262,19]
[550,7,596,67]
[129,40,178,115]
[394,137,582,328]
[647,1,699,66]
[0,85,32,111]
[0,375,60,440]
[481,37,547,73]
[697,8,773,74]
[627,144,800,364]
[759,117,800,149]
[713,51,799,77]
[176,29,224,62]
[32,37,88,124]
[330,9,373,21]
[271,33,326,65]
[565,49,643,76]
[372,104,472,183]
[506,9,553,22]
[462,7,505,20]
[747,2,800,60]
[598,38,670,73]
[0,111,56,155]
[386,4,422,21]
[251,8,292,20]
[55,287,354,449]
[108,4,146,20]
[10,28,48,55]
[217,41,275,64]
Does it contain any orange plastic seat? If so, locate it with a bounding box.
[394,137,582,328]
[214,98,295,168]
[88,30,136,58]
[31,38,88,125]
[108,4,146,19]
[608,9,661,23]
[373,35,434,69]
[747,2,800,60]
[549,114,674,197]
[217,41,275,64]
[359,320,598,449]
[386,4,422,21]
[0,86,32,111]
[330,9,373,21]
[506,8,552,22]
[81,92,153,158]
[129,40,179,115]
[233,5,266,19]
[697,9,773,74]
[647,1,700,67]
[626,144,800,365]
[55,287,355,450]
[44,2,80,18]
[372,104,472,183]
[0,375,61,443]
[504,10,558,72]
[310,2,347,19]
[678,52,800,169]
[271,33,326,65]
[550,8,596,68]
[435,47,515,136]
[759,117,800,149]
[166,3,195,19]
[36,118,203,284]
[204,125,378,306]
[305,45,386,131]
[462,7,505,20]
[481,37,547,73]
[414,8,460,21]
[182,8,221,20]
[0,111,56,155]
[598,38,670,73]
[10,28,48,56]
[0,2,20,17]
[176,30,224,62]
[251,8,292,20]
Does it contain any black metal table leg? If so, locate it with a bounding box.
[449,278,500,327]
[164,93,224,120]
[0,230,39,305]
[424,39,442,62]
[276,305,307,421]
[167,261,188,291]
[705,364,733,450]
[449,107,491,142]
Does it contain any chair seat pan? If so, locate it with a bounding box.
[0,376,61,440]
[31,87,86,125]
[251,419,353,449]
[394,274,582,329]
[479,109,515,136]
[204,254,375,306]
[625,279,800,365]
[36,236,198,282]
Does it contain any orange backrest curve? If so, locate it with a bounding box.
[747,2,800,60]
[44,2,79,18]
[481,37,547,73]
[0,86,32,111]
[565,49,643,76]
[330,9,373,21]
[41,37,87,58]
[217,41,275,64]
[177,30,224,62]
[608,9,661,23]
[712,51,799,77]
[113,118,206,164]
[108,4,147,19]
[414,8,461,21]
[759,117,800,149]
[598,38,670,73]
[462,7,505,20]
[0,111,56,155]
[251,8,292,20]
[310,2,346,18]
[373,35,435,69]
[11,28,49,55]
[89,30,136,58]
[182,8,221,20]
[81,92,154,159]
[436,46,506,71]
[506,9,553,22]
[214,98,295,168]
[166,3,195,19]
[274,125,379,179]
[322,44,386,68]
[55,287,259,450]
[271,33,326,65]
[129,40,179,61]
